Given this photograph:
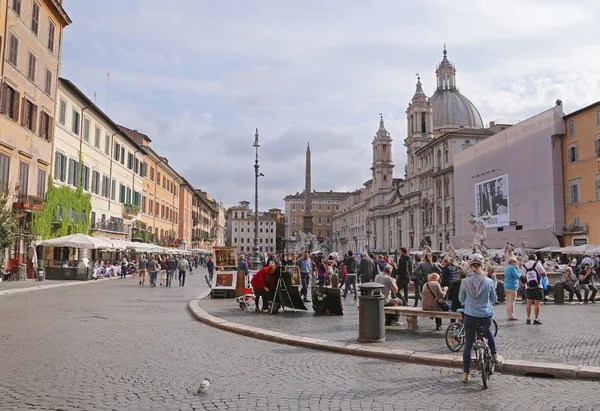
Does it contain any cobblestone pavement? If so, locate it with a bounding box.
[0,279,80,292]
[1,270,599,410]
[199,289,600,367]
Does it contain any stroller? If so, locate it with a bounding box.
[237,288,256,311]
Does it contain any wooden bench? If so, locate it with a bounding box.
[384,306,462,330]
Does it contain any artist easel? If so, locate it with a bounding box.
[270,275,295,314]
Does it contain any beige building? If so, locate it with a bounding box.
[0,0,70,265]
[226,201,277,255]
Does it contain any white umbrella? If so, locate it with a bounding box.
[535,246,562,252]
[560,245,589,254]
[41,234,113,249]
[328,252,340,259]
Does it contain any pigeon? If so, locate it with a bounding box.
[197,377,210,394]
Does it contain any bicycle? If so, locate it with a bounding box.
[473,322,495,388]
[445,311,497,352]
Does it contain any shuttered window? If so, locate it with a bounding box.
[0,154,10,192]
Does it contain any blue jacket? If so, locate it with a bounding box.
[503,265,521,291]
[237,259,248,276]
[297,257,312,274]
[459,274,497,318]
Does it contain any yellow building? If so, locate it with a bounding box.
[562,101,600,246]
[0,0,71,268]
[119,126,183,247]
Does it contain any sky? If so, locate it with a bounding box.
[60,0,600,210]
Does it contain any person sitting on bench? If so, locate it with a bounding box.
[375,265,400,326]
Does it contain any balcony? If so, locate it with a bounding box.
[563,224,588,234]
[13,194,44,212]
[122,204,140,219]
[92,219,129,234]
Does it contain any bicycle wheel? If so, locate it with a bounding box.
[477,349,488,389]
[492,319,498,337]
[445,323,463,352]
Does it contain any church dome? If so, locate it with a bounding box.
[429,47,484,130]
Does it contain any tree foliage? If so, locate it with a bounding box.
[0,192,18,251]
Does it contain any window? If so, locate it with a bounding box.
[18,162,29,195]
[150,167,155,181]
[104,133,110,155]
[0,154,10,192]
[142,196,146,213]
[126,187,131,204]
[40,112,51,140]
[4,85,17,120]
[67,158,77,185]
[569,181,579,205]
[47,19,56,53]
[292,204,295,210]
[94,126,100,148]
[11,0,21,16]
[596,109,600,128]
[53,152,66,182]
[83,117,90,142]
[568,119,575,137]
[58,99,66,125]
[91,170,100,194]
[31,1,40,36]
[148,199,153,216]
[23,100,34,131]
[72,109,80,135]
[573,216,581,225]
[597,176,600,201]
[127,152,133,170]
[27,51,36,82]
[133,191,141,206]
[114,142,120,161]
[37,169,46,198]
[8,33,18,67]
[120,147,125,165]
[318,216,322,224]
[134,158,139,174]
[155,202,159,216]
[445,206,451,224]
[119,184,125,203]
[82,165,89,191]
[156,171,161,184]
[568,145,578,163]
[111,179,116,200]
[595,137,600,158]
[102,175,109,198]
[44,68,52,95]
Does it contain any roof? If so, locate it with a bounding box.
[118,125,152,144]
[284,190,348,201]
[44,0,72,26]
[563,101,600,119]
[430,88,484,130]
[59,78,141,149]
[415,128,494,154]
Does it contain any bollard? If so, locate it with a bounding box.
[553,281,565,304]
[357,282,386,343]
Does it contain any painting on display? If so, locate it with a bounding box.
[213,247,237,269]
[474,174,510,228]
[212,271,237,289]
[285,265,301,286]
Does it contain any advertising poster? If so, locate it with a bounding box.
[474,174,509,228]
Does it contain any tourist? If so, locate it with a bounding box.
[412,253,439,307]
[503,257,520,320]
[458,253,500,383]
[446,272,465,323]
[342,251,358,300]
[396,247,411,303]
[522,254,547,325]
[374,265,400,326]
[250,263,272,312]
[440,257,456,288]
[421,272,445,330]
[177,255,189,287]
[238,255,249,286]
[138,254,148,286]
[487,266,499,306]
[579,263,597,303]
[562,267,582,304]
[297,252,312,303]
[376,255,387,274]
[207,256,215,281]
[120,257,128,279]
[358,252,376,284]
[147,255,159,287]
[315,256,327,287]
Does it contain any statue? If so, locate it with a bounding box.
[469,211,491,257]
[445,244,457,262]
[292,231,326,254]
[543,255,559,272]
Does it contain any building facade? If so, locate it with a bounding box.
[283,190,345,248]
[333,49,495,254]
[562,101,600,246]
[53,79,144,240]
[178,180,195,250]
[0,0,71,262]
[453,104,566,249]
[227,201,277,254]
[191,192,216,251]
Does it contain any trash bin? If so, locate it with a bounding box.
[357,282,386,343]
[496,280,505,303]
[553,281,564,304]
[37,268,45,281]
[17,263,27,281]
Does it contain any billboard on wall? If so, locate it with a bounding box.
[475,174,509,228]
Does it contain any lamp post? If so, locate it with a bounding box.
[252,128,262,270]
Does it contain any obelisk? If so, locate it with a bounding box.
[302,143,313,234]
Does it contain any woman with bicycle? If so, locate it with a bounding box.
[458,253,501,383]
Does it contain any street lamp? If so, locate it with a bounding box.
[252,128,262,270]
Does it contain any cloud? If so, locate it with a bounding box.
[60,0,600,210]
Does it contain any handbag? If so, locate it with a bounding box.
[426,282,449,311]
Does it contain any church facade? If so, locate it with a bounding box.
[332,49,505,254]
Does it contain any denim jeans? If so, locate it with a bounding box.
[179,270,186,286]
[463,314,497,372]
[343,274,357,298]
[396,278,409,303]
[300,272,309,298]
[564,285,582,302]
[580,284,598,302]
[413,279,422,306]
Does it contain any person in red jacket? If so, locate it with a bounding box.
[251,263,277,312]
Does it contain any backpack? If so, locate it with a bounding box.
[524,262,540,288]
[178,258,188,270]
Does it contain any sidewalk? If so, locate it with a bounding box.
[189,291,600,380]
[0,275,123,296]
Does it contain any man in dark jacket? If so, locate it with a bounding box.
[396,247,411,303]
[358,252,376,283]
[446,272,465,323]
[440,257,457,288]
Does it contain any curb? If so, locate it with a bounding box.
[188,292,600,381]
[0,275,129,296]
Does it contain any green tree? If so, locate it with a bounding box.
[0,192,18,251]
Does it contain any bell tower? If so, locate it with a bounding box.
[371,114,394,192]
[404,75,433,179]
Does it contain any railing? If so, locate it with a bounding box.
[563,224,588,234]
[13,194,44,211]
[93,219,129,234]
[123,204,140,218]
